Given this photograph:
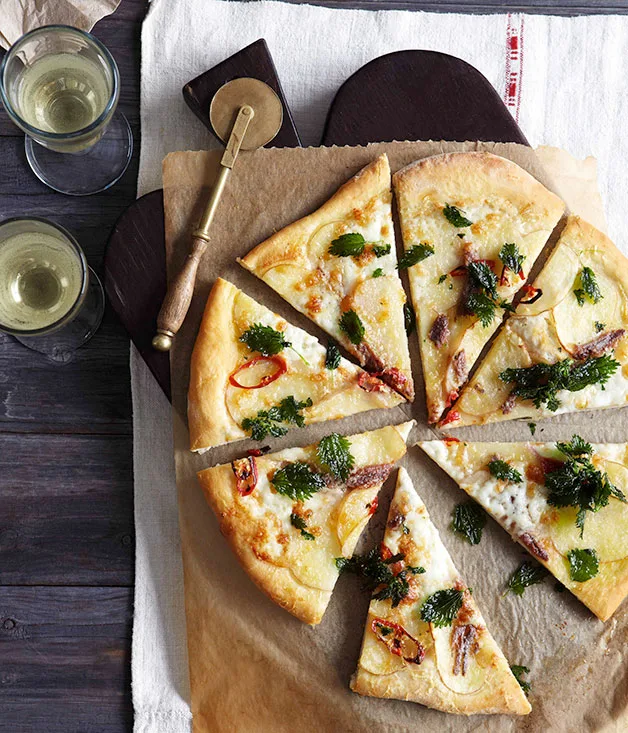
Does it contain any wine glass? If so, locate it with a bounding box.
[0,25,132,196]
[0,217,104,362]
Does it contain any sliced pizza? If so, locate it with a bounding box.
[197,421,413,625]
[188,278,403,452]
[419,438,628,621]
[447,216,628,427]
[239,154,414,401]
[393,152,564,424]
[350,467,530,715]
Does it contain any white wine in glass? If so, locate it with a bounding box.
[0,218,104,362]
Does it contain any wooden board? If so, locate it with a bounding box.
[104,47,527,400]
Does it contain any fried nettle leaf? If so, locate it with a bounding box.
[329,232,366,257]
[325,341,341,370]
[488,458,523,483]
[500,354,620,412]
[240,323,291,355]
[510,665,531,694]
[574,266,603,306]
[242,396,313,440]
[336,549,425,608]
[506,561,548,596]
[464,261,513,327]
[339,309,365,344]
[290,513,316,541]
[397,243,435,269]
[272,462,326,501]
[545,435,626,536]
[420,588,465,627]
[567,548,599,582]
[403,302,416,335]
[317,433,355,480]
[499,242,526,277]
[372,268,384,278]
[451,501,486,545]
[372,243,391,258]
[443,204,472,228]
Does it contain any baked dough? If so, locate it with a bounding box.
[420,439,628,621]
[239,154,414,401]
[351,467,530,715]
[446,216,628,427]
[197,421,413,625]
[393,152,564,424]
[188,278,403,452]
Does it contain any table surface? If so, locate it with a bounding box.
[2,0,628,730]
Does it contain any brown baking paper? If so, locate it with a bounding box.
[163,141,628,733]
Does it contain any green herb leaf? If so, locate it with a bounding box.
[272,462,326,501]
[443,204,473,227]
[573,266,602,306]
[398,243,435,269]
[420,588,465,627]
[463,261,506,327]
[317,433,355,480]
[451,501,486,545]
[567,548,599,582]
[528,422,537,436]
[325,342,341,370]
[500,354,620,411]
[506,561,548,596]
[336,548,423,608]
[372,243,391,258]
[329,232,366,257]
[467,261,498,298]
[290,513,315,540]
[372,267,384,278]
[499,243,526,276]
[595,321,606,333]
[438,274,448,284]
[242,396,312,440]
[465,291,497,328]
[404,303,416,335]
[339,310,365,345]
[488,458,523,483]
[510,665,531,694]
[240,323,291,356]
[545,435,625,537]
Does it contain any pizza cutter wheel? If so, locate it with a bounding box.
[152,78,283,352]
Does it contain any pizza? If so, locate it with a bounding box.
[419,438,628,621]
[392,152,565,424]
[188,278,403,452]
[197,421,413,625]
[350,467,530,715]
[239,154,414,401]
[442,216,628,428]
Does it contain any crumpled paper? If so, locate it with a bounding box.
[0,0,121,49]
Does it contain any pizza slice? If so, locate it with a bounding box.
[188,278,403,452]
[239,154,414,401]
[350,467,530,715]
[419,438,628,621]
[443,216,628,428]
[197,421,413,625]
[393,152,564,424]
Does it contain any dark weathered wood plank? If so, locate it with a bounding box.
[0,586,132,732]
[0,433,134,585]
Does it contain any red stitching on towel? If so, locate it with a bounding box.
[504,14,524,123]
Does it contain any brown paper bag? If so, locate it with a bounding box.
[163,141,628,733]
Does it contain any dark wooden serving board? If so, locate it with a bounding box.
[104,43,527,400]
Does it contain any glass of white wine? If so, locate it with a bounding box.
[0,217,104,362]
[0,25,132,196]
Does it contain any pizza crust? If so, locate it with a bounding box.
[351,467,531,715]
[393,151,565,424]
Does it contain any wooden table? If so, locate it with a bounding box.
[1,1,627,730]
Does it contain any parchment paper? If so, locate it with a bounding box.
[163,141,628,733]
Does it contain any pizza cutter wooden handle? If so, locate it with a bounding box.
[152,105,253,352]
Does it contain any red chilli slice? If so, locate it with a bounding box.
[440,410,460,427]
[519,284,543,305]
[371,617,425,665]
[229,355,287,389]
[367,496,379,515]
[232,457,258,496]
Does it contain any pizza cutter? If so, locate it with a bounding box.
[151,77,284,351]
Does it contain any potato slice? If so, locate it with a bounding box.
[431,624,488,695]
[336,486,378,558]
[517,243,580,316]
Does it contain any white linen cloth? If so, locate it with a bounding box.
[133,2,628,731]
